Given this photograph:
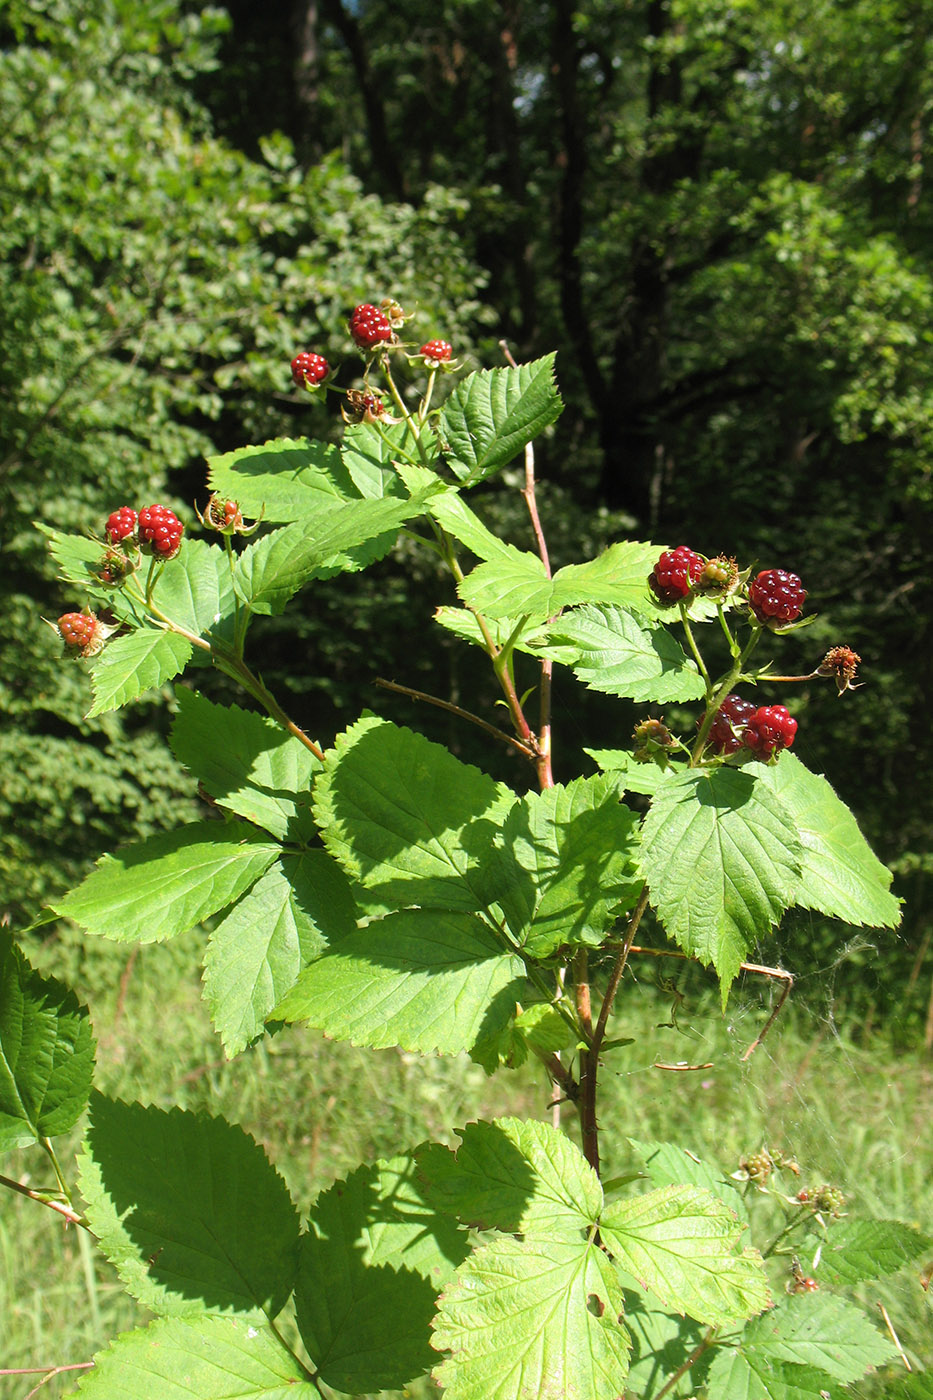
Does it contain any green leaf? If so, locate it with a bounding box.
[741,1293,897,1382]
[207,436,355,519]
[0,933,94,1151]
[296,1155,468,1393]
[342,419,436,497]
[426,486,518,563]
[439,355,563,485]
[496,775,642,955]
[203,852,356,1057]
[86,628,192,717]
[471,1000,576,1072]
[457,540,663,625]
[52,821,280,943]
[638,767,802,999]
[148,538,239,644]
[170,689,321,841]
[705,1349,839,1400]
[74,1316,316,1399]
[77,1093,300,1320]
[585,748,684,796]
[621,1290,708,1400]
[417,1117,603,1236]
[40,524,139,611]
[434,605,536,653]
[312,715,515,915]
[541,605,706,703]
[432,1234,631,1400]
[758,752,901,929]
[628,1138,749,1224]
[271,909,527,1058]
[233,493,431,615]
[600,1184,771,1326]
[808,1218,933,1285]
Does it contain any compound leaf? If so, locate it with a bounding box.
[312,715,514,915]
[440,355,563,485]
[170,689,320,842]
[808,1218,933,1285]
[457,541,663,625]
[496,775,642,955]
[759,753,901,929]
[432,1234,631,1400]
[78,1094,300,1320]
[296,1155,468,1393]
[86,628,192,717]
[203,852,355,1057]
[271,909,527,1058]
[638,766,802,1001]
[207,436,354,518]
[740,1294,896,1382]
[149,538,238,644]
[52,821,280,943]
[417,1117,603,1237]
[74,1315,316,1399]
[600,1184,771,1326]
[0,933,94,1151]
[542,604,706,703]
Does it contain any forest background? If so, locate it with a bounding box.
[0,0,931,1387]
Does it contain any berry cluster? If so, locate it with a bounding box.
[106,506,138,544]
[743,705,797,758]
[748,568,806,624]
[649,546,705,602]
[137,505,184,559]
[291,352,329,389]
[349,303,394,352]
[740,1150,773,1184]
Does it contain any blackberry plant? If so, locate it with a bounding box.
[6,308,928,1399]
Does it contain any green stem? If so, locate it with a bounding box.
[381,358,430,467]
[418,368,437,423]
[41,1137,71,1202]
[690,625,765,765]
[679,604,712,690]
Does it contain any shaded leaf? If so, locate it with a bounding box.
[170,689,320,841]
[296,1155,468,1393]
[77,1094,300,1320]
[207,436,354,519]
[706,1349,838,1400]
[417,1117,602,1236]
[0,933,94,1151]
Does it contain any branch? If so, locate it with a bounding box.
[374,677,537,759]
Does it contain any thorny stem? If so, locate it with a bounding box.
[374,677,536,759]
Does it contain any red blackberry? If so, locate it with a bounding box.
[420,339,452,362]
[649,546,705,602]
[349,303,394,352]
[105,506,138,544]
[57,611,109,657]
[703,693,756,755]
[742,705,797,758]
[137,505,184,559]
[290,352,329,388]
[748,569,806,624]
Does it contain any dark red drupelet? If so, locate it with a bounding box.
[291,352,330,388]
[703,693,757,755]
[742,705,797,758]
[349,303,394,351]
[105,506,138,543]
[748,569,806,624]
[138,505,184,559]
[649,546,705,602]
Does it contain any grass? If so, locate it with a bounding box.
[2,928,930,1398]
